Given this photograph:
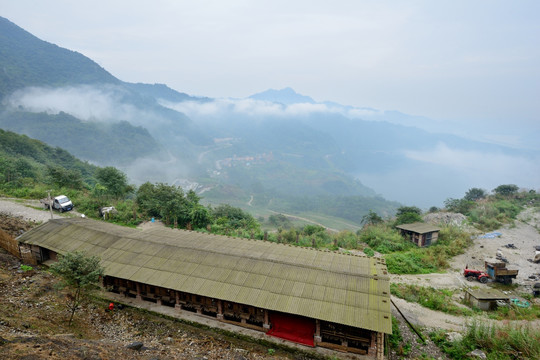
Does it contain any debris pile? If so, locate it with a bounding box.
[423,212,467,227]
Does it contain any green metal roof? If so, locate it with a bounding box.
[466,288,509,300]
[18,218,392,334]
[395,222,440,234]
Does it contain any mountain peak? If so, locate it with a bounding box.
[249,87,315,105]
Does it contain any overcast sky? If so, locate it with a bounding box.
[2,1,539,131]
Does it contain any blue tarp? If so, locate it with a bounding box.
[478,231,502,239]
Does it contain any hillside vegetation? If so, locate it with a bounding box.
[0,16,118,98]
[0,111,159,164]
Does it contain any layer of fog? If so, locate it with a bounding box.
[5,86,538,208]
[4,85,177,131]
[162,96,538,151]
[4,85,199,185]
[163,98,540,207]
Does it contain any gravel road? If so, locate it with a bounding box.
[0,198,67,223]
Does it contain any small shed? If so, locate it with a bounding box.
[395,222,440,247]
[464,288,509,311]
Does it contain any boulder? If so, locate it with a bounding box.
[467,349,487,359]
[126,341,144,351]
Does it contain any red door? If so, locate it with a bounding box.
[267,312,315,346]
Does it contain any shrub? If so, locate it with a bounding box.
[385,251,436,274]
[358,224,412,253]
[363,247,375,257]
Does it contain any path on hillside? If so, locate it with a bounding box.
[267,210,341,232]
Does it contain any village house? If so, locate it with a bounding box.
[395,222,440,247]
[16,218,391,359]
[464,288,509,311]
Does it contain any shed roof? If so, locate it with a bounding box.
[395,222,440,234]
[18,218,392,334]
[465,288,509,300]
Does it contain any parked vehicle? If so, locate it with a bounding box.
[40,195,73,212]
[464,267,489,283]
[464,260,519,285]
[484,260,519,284]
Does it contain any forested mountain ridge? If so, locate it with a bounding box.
[0,111,158,164]
[0,128,98,185]
[0,17,118,98]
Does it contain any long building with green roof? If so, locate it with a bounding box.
[17,217,390,358]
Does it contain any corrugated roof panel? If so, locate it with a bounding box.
[290,281,305,297]
[311,285,327,302]
[301,283,315,300]
[131,267,158,284]
[242,273,266,289]
[177,261,199,276]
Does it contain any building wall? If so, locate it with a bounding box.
[103,275,378,356]
[399,230,439,247]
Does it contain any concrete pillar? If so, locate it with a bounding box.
[377,332,384,360]
[136,282,142,300]
[175,291,182,310]
[314,319,322,343]
[263,310,270,330]
[368,332,377,356]
[217,300,224,320]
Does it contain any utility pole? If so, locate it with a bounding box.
[47,190,53,220]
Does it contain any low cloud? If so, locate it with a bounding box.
[4,85,177,131]
[5,85,136,122]
[159,97,380,119]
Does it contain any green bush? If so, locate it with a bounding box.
[433,320,540,359]
[363,247,375,257]
[385,251,436,274]
[391,284,475,316]
[388,316,403,349]
[358,224,412,253]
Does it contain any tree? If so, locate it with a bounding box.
[394,206,422,225]
[191,205,211,229]
[95,166,132,199]
[302,224,326,236]
[444,198,475,215]
[396,206,422,217]
[47,165,84,189]
[361,210,384,226]
[136,182,199,227]
[493,184,519,197]
[464,188,487,201]
[211,204,258,230]
[49,252,104,326]
[395,212,422,225]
